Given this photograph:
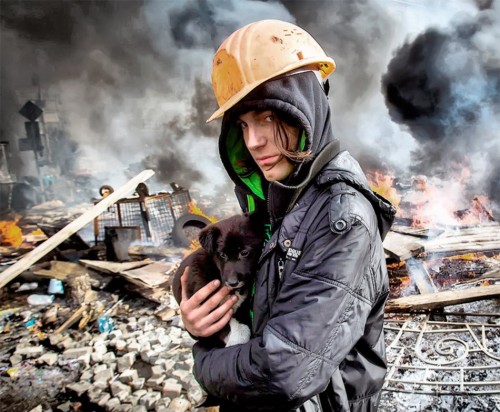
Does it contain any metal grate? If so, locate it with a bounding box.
[383,313,500,395]
[93,190,191,245]
[144,194,177,245]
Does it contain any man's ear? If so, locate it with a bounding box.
[198,225,220,254]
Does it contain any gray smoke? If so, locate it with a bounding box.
[382,1,500,212]
[1,0,499,216]
[0,0,292,196]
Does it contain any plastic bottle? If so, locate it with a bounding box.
[27,294,55,306]
[97,316,115,333]
[16,282,38,292]
[48,279,64,294]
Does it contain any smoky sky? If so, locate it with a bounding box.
[1,0,499,214]
[381,2,500,210]
[0,0,292,195]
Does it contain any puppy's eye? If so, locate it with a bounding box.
[239,250,249,258]
[218,252,228,261]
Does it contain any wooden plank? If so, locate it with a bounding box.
[0,170,155,289]
[391,225,444,238]
[383,231,424,261]
[79,259,151,274]
[385,284,500,312]
[33,261,88,280]
[420,224,500,256]
[406,259,437,294]
[54,304,88,334]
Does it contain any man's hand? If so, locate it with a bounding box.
[179,267,238,338]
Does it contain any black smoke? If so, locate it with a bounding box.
[382,4,500,212]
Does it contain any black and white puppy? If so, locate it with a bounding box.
[173,212,264,347]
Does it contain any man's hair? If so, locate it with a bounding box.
[273,113,312,163]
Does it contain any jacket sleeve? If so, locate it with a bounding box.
[193,200,378,409]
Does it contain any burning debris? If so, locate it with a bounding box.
[0,163,498,411]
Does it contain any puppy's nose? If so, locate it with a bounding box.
[225,279,239,288]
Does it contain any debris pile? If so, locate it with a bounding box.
[0,286,205,412]
[0,170,498,411]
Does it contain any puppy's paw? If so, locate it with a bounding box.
[224,318,251,346]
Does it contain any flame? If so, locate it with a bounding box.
[188,201,218,224]
[183,238,201,258]
[0,219,23,247]
[367,171,401,210]
[392,169,495,228]
[181,201,217,257]
[458,195,494,224]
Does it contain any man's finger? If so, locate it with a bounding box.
[180,267,190,302]
[203,294,238,326]
[202,309,234,337]
[187,278,223,307]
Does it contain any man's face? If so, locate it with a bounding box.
[238,110,299,182]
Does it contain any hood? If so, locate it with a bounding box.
[218,71,338,218]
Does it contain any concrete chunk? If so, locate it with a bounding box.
[15,346,44,357]
[62,346,92,360]
[162,381,182,399]
[110,381,132,398]
[117,352,136,372]
[168,397,191,412]
[138,391,161,410]
[119,369,139,384]
[105,397,121,411]
[94,367,113,383]
[66,381,91,396]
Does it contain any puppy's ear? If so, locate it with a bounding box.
[198,225,220,254]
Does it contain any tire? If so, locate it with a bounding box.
[171,213,211,247]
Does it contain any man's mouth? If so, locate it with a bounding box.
[256,155,279,167]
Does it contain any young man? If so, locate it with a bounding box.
[180,19,395,411]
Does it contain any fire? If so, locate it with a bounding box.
[457,195,495,224]
[184,238,201,257]
[182,201,218,257]
[0,219,23,247]
[188,201,217,224]
[367,171,401,210]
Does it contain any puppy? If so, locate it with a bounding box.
[173,212,264,347]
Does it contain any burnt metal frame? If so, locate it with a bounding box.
[383,313,500,395]
[92,189,191,245]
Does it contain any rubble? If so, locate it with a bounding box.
[1,176,499,412]
[0,284,204,411]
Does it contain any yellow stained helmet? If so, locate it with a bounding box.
[207,19,336,122]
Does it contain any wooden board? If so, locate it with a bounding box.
[385,284,500,312]
[33,261,89,280]
[391,225,444,238]
[406,259,437,294]
[79,259,151,274]
[383,231,424,261]
[422,224,500,256]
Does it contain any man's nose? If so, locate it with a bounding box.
[245,126,266,150]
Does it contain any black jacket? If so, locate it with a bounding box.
[193,72,396,411]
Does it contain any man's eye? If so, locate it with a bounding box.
[264,115,274,122]
[239,250,249,258]
[218,252,228,260]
